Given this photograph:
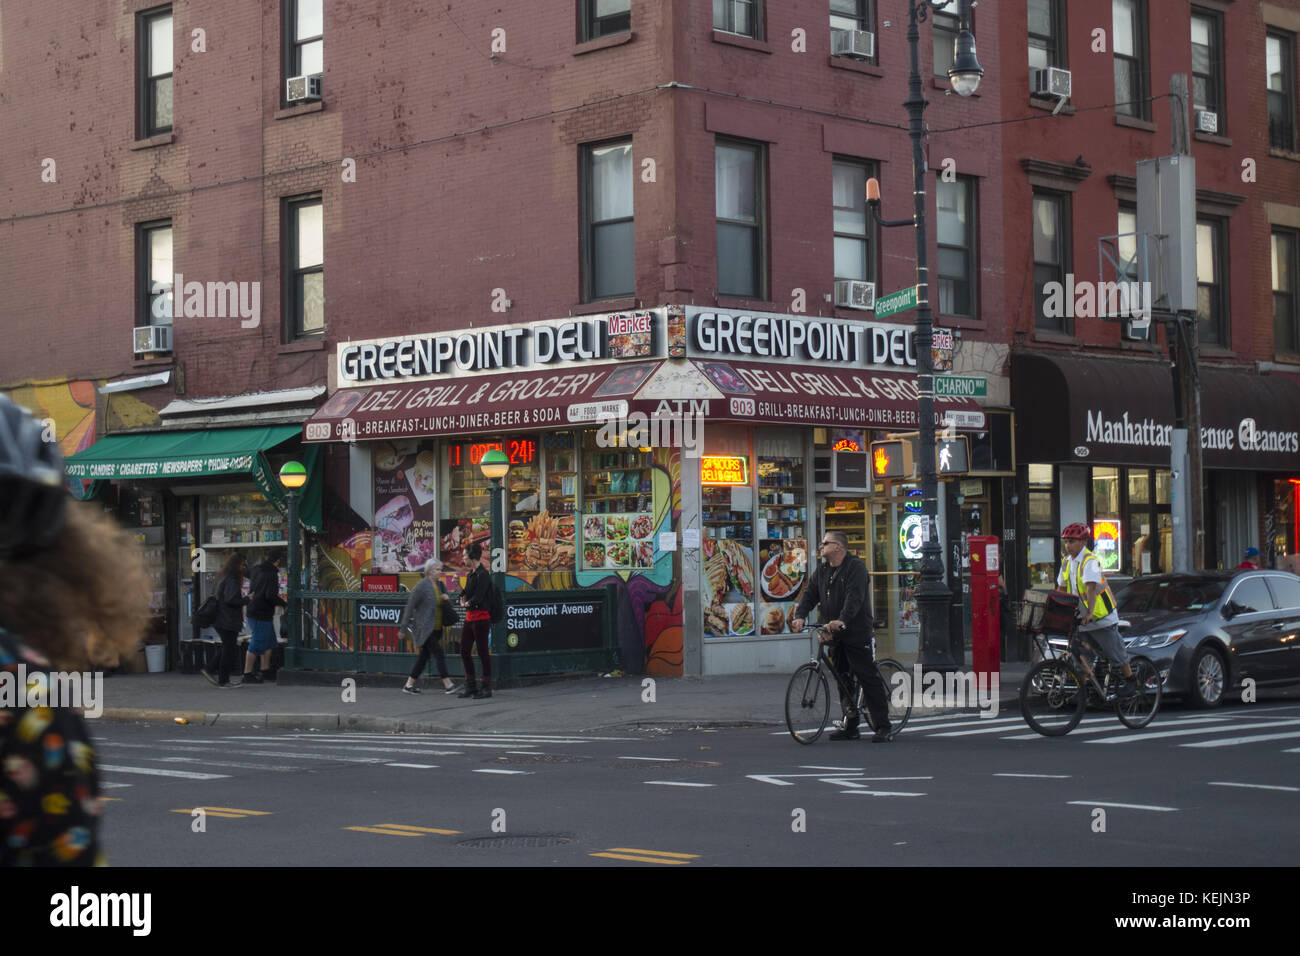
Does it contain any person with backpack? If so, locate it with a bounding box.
[201,553,248,687]
[242,550,286,684]
[457,543,496,699]
[0,394,149,864]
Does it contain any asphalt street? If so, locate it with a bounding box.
[93,697,1300,867]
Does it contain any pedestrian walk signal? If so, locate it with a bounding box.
[870,440,908,479]
[936,437,969,474]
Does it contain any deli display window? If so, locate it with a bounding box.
[580,430,654,571]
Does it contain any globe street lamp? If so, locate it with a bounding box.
[278,460,308,649]
[865,0,982,671]
[479,448,510,643]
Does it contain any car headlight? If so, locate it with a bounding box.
[1126,629,1187,649]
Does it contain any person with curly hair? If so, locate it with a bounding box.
[0,395,150,865]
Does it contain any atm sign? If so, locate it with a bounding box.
[701,456,749,484]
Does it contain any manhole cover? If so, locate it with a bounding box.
[487,753,593,765]
[457,834,576,849]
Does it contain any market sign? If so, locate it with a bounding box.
[701,456,748,484]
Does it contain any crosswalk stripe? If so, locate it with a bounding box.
[1088,718,1300,744]
[1182,730,1300,748]
[1208,781,1300,792]
[155,757,296,772]
[1003,716,1233,741]
[645,781,715,787]
[386,763,439,769]
[472,769,531,775]
[1067,800,1178,811]
[99,764,229,780]
[994,772,1071,779]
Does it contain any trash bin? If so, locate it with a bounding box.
[145,643,167,673]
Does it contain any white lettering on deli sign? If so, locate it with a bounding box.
[1083,410,1299,455]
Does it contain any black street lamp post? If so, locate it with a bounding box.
[479,449,511,646]
[866,0,983,671]
[278,460,308,650]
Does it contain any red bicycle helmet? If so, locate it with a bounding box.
[1060,522,1089,540]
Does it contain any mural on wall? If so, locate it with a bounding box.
[308,445,685,674]
[2,381,104,497]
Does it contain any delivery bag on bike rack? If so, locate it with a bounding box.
[1041,591,1079,634]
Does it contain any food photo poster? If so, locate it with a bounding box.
[372,440,440,573]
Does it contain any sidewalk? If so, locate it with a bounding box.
[95,663,1029,735]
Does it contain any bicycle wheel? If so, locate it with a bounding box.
[1019,658,1086,736]
[861,659,911,737]
[785,663,831,744]
[1114,655,1162,729]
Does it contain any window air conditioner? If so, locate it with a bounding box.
[830,28,875,60]
[834,280,876,310]
[1194,110,1219,134]
[286,74,323,103]
[133,325,173,355]
[1031,67,1071,99]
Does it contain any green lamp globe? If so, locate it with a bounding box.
[278,460,308,490]
[479,448,511,480]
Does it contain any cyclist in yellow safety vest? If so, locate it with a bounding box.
[1057,523,1135,691]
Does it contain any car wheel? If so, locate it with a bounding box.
[1189,645,1225,709]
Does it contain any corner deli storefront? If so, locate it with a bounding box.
[1013,353,1300,585]
[304,307,983,676]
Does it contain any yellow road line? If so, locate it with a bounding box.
[590,852,692,865]
[372,824,461,834]
[170,809,253,818]
[192,807,273,815]
[343,826,423,837]
[605,847,700,859]
[100,798,124,803]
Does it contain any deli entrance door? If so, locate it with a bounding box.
[823,484,921,661]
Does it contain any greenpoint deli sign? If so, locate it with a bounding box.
[336,307,946,387]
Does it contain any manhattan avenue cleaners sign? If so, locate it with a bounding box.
[1084,411,1299,456]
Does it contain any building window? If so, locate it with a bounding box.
[832,159,876,284]
[138,7,173,138]
[138,222,173,328]
[1268,31,1297,151]
[831,0,875,64]
[582,140,634,301]
[1113,0,1148,119]
[284,0,323,85]
[285,196,324,337]
[1028,0,1066,73]
[1033,191,1069,332]
[1117,205,1139,280]
[714,0,763,40]
[1275,229,1299,356]
[1196,218,1227,347]
[937,177,976,317]
[582,0,631,41]
[716,140,765,299]
[933,7,960,78]
[1191,10,1224,130]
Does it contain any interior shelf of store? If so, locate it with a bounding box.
[200,541,285,549]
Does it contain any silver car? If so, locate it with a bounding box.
[1112,570,1300,707]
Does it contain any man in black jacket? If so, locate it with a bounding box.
[243,551,286,684]
[791,531,892,742]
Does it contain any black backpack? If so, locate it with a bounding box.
[194,595,218,629]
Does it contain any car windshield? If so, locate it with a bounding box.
[1116,578,1227,614]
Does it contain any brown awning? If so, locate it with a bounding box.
[1012,352,1300,471]
[304,359,984,442]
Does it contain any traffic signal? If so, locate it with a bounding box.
[936,436,969,474]
[870,440,907,479]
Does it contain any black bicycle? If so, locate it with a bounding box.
[1018,629,1162,736]
[784,625,912,744]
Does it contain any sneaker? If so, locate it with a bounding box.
[1115,678,1139,700]
[473,687,493,700]
[200,669,218,687]
[242,671,264,684]
[457,685,478,699]
[402,684,421,694]
[443,682,462,695]
[829,727,860,741]
[871,728,893,743]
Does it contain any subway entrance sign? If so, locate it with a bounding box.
[934,375,987,398]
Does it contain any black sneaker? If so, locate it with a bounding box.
[402,684,421,694]
[473,686,493,700]
[443,682,462,695]
[871,728,893,743]
[829,727,860,741]
[242,671,263,684]
[457,684,478,699]
[200,669,218,686]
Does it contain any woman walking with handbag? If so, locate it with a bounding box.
[398,558,460,695]
[457,543,493,699]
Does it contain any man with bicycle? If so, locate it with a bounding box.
[791,531,892,742]
[1058,523,1135,694]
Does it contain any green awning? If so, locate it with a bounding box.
[65,426,301,480]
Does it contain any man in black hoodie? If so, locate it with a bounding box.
[791,531,892,742]
[243,551,286,684]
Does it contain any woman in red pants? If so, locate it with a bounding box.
[457,543,493,699]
